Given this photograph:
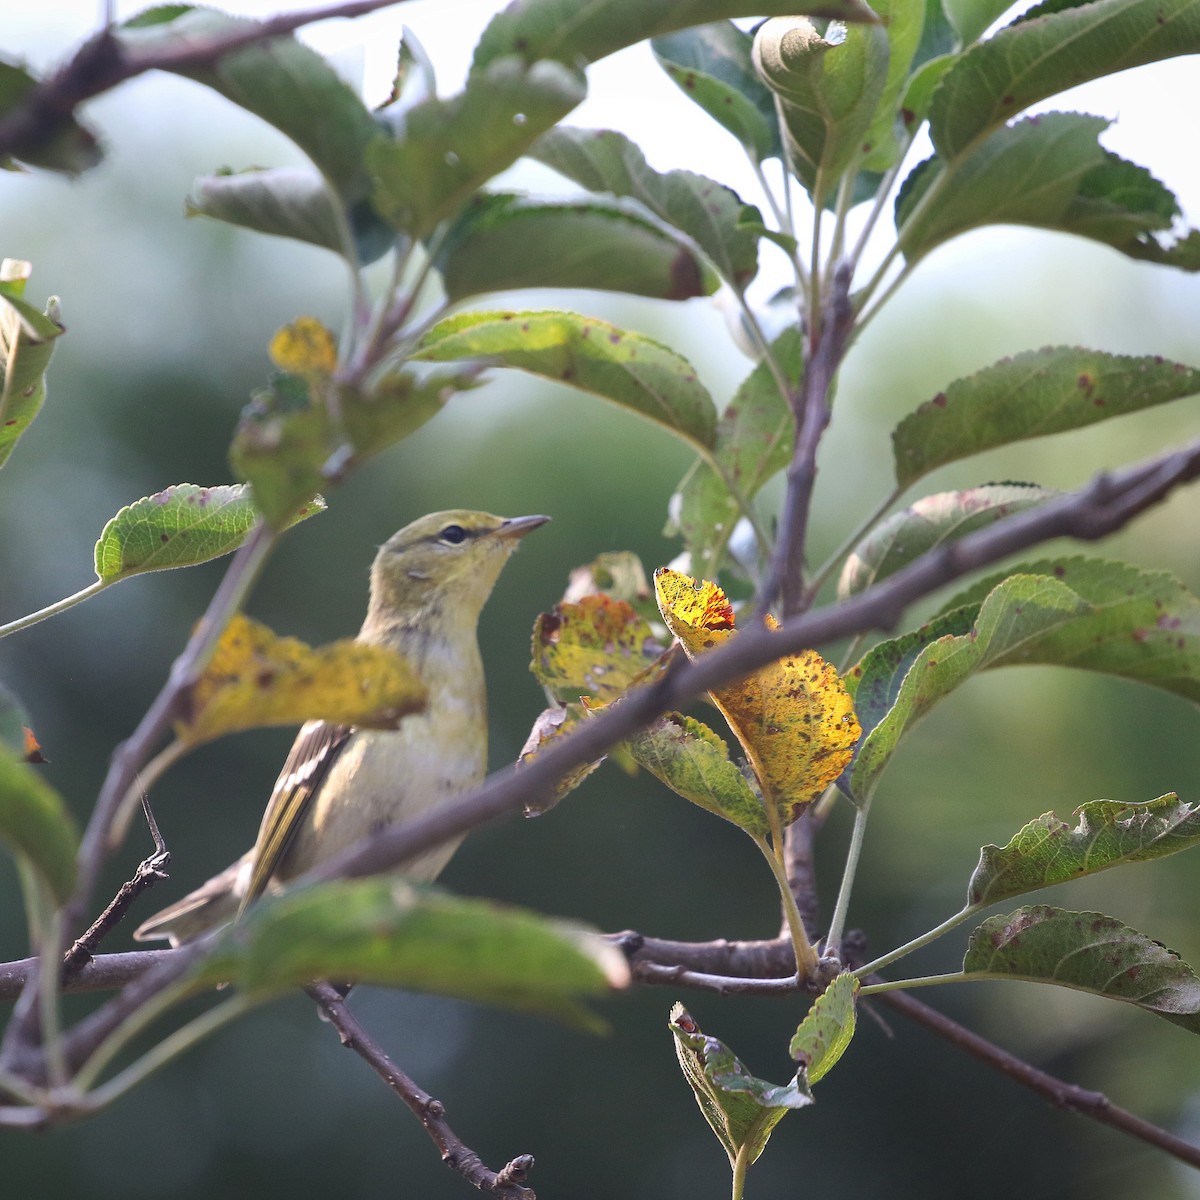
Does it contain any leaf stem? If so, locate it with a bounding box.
[0,580,110,639]
[823,800,870,958]
[803,484,904,605]
[853,906,976,979]
[857,971,967,997]
[731,1141,753,1200]
[109,737,190,850]
[754,834,819,979]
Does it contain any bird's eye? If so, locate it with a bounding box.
[439,524,467,545]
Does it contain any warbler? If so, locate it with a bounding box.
[134,509,549,946]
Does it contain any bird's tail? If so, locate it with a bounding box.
[132,854,252,947]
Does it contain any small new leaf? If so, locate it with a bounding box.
[670,1003,813,1168]
[789,972,859,1084]
[178,614,427,746]
[655,569,860,820]
[963,906,1200,1034]
[626,714,770,836]
[0,745,78,904]
[968,794,1200,908]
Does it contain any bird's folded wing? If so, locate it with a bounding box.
[239,719,354,913]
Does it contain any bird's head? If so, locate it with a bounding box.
[367,510,550,633]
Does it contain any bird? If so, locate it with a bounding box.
[134,509,549,946]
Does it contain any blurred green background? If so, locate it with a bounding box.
[2,3,1200,1198]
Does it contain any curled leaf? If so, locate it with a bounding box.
[178,613,427,746]
[517,703,602,815]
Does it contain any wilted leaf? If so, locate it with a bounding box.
[655,569,860,820]
[436,193,716,303]
[414,309,716,451]
[891,346,1200,488]
[968,794,1200,908]
[789,972,859,1083]
[94,484,323,584]
[269,317,337,375]
[626,714,770,836]
[838,484,1055,599]
[563,551,651,610]
[532,595,664,702]
[752,16,889,200]
[963,905,1200,1034]
[0,745,78,903]
[517,703,602,815]
[0,260,63,470]
[178,613,427,745]
[199,878,628,1030]
[670,1003,813,1168]
[529,127,762,291]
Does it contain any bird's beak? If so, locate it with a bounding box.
[495,514,551,540]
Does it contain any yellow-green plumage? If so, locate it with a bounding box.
[134,510,548,946]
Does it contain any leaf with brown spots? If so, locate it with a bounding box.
[517,703,602,815]
[413,309,716,452]
[654,568,860,823]
[94,484,324,584]
[178,614,426,746]
[532,594,665,702]
[892,346,1200,488]
[963,905,1200,1035]
[789,972,858,1084]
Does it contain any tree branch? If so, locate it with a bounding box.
[306,982,536,1199]
[0,0,411,166]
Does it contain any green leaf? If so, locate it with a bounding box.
[651,23,783,163]
[896,113,1200,268]
[751,17,890,202]
[198,879,628,1029]
[117,7,381,201]
[472,0,881,72]
[838,483,1056,599]
[968,794,1200,908]
[900,53,956,130]
[0,683,29,759]
[848,575,1089,801]
[789,972,859,1084]
[859,0,927,173]
[0,262,63,470]
[93,484,324,584]
[529,127,762,291]
[368,57,586,238]
[413,309,716,451]
[674,327,803,579]
[0,745,78,904]
[928,0,1200,160]
[892,346,1200,488]
[627,713,770,836]
[941,0,1016,44]
[0,61,103,175]
[669,1003,813,1168]
[938,556,1200,705]
[531,594,664,702]
[230,367,476,528]
[187,167,394,264]
[435,193,717,303]
[963,905,1200,1034]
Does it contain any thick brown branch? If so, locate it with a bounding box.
[878,987,1200,1172]
[306,983,536,1199]
[0,950,174,1000]
[0,0,410,165]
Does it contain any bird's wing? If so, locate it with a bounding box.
[239,719,354,914]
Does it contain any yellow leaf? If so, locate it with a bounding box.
[654,568,860,822]
[179,614,427,745]
[268,316,337,375]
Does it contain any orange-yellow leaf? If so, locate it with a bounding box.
[268,316,337,375]
[179,614,427,746]
[531,594,664,701]
[654,567,860,822]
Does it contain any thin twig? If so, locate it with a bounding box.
[0,0,411,164]
[306,982,536,1199]
[878,987,1200,1172]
